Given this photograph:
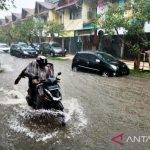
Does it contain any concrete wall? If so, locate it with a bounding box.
[48,11,59,23]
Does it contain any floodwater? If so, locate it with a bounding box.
[0,53,150,150]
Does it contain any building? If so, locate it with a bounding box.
[0,19,5,26]
[22,8,34,19]
[34,1,59,22]
[56,0,98,53]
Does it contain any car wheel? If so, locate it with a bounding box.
[102,71,110,77]
[72,66,78,72]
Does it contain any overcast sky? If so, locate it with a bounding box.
[0,0,44,19]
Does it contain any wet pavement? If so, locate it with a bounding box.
[0,53,150,150]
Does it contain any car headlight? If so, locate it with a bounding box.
[23,51,29,55]
[110,64,118,71]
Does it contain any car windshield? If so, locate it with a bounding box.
[97,52,116,62]
[20,44,34,50]
[20,44,28,47]
[51,43,61,48]
[0,44,9,48]
[32,43,38,47]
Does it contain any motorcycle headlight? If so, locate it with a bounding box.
[23,51,29,55]
[110,64,118,71]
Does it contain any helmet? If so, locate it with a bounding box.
[36,55,47,68]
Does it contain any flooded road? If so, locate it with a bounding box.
[0,53,150,150]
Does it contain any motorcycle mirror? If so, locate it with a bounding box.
[57,72,61,76]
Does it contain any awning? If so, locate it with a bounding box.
[77,24,97,30]
[56,0,79,11]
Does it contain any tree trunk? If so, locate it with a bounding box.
[134,52,141,70]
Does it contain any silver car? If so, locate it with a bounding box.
[39,42,67,57]
[0,43,10,53]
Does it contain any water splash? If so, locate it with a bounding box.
[7,98,87,142]
[0,87,25,105]
[1,64,14,72]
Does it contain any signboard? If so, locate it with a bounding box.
[59,31,74,37]
[75,29,95,36]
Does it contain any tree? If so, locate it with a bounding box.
[17,18,47,43]
[44,22,64,39]
[97,0,150,70]
[0,24,16,44]
[16,18,35,43]
[0,0,15,10]
[33,19,46,43]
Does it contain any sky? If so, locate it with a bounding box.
[0,0,44,19]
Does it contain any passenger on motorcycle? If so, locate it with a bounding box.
[24,55,54,108]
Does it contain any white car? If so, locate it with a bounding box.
[0,43,10,53]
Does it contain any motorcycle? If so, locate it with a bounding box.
[14,63,64,112]
[15,64,65,126]
[26,72,64,111]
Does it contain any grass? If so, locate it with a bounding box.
[130,69,150,78]
[48,56,69,61]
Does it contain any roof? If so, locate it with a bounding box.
[22,8,34,15]
[35,1,58,14]
[5,16,12,21]
[45,0,59,3]
[22,8,34,18]
[12,13,21,19]
[0,19,5,25]
[37,1,58,10]
[56,0,79,11]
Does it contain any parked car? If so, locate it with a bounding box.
[72,51,129,77]
[10,43,38,58]
[0,43,10,53]
[30,43,40,52]
[39,42,67,57]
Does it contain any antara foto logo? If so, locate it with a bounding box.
[112,132,150,146]
[111,133,124,146]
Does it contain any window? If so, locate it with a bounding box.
[88,54,97,62]
[79,53,88,61]
[11,45,15,49]
[59,15,63,24]
[70,8,82,20]
[87,8,96,19]
[44,44,50,49]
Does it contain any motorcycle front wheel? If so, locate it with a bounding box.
[54,101,64,112]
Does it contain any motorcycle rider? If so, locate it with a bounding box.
[23,55,54,108]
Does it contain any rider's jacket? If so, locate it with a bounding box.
[24,60,53,80]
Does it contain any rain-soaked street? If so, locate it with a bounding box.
[0,53,150,150]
